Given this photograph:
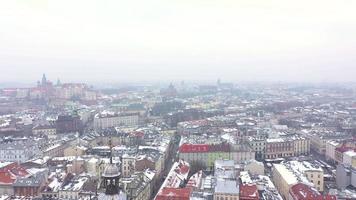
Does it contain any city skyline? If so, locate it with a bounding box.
[0,1,356,200]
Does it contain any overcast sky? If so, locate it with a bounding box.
[0,0,356,84]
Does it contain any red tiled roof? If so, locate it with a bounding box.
[131,131,144,137]
[173,161,190,176]
[179,143,231,153]
[290,183,336,200]
[179,144,210,153]
[335,146,356,153]
[186,171,202,189]
[0,163,29,185]
[0,172,14,185]
[155,187,192,200]
[240,184,259,200]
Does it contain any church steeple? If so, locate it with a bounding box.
[101,137,121,196]
[41,73,47,86]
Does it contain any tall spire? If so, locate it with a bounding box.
[41,73,47,86]
[109,136,113,164]
[101,135,122,197]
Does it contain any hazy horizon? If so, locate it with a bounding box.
[1,0,356,83]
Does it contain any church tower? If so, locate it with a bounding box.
[99,137,126,199]
[41,73,47,86]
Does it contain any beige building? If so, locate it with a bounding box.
[272,164,298,199]
[265,137,310,160]
[42,143,68,157]
[93,112,139,130]
[352,156,356,168]
[302,130,351,156]
[63,146,87,157]
[293,137,310,156]
[213,179,239,200]
[272,161,324,199]
[326,141,340,162]
[266,138,294,159]
[32,124,57,139]
[343,151,356,166]
[308,133,329,155]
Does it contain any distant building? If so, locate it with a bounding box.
[56,114,83,133]
[179,143,254,169]
[160,83,177,98]
[0,141,39,163]
[93,112,139,130]
[32,124,57,138]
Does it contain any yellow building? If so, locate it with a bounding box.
[213,179,239,200]
[63,146,87,157]
[272,161,324,199]
[352,156,356,168]
[272,164,298,199]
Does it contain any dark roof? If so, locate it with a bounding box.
[13,173,46,187]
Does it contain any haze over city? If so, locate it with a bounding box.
[1,0,356,84]
[1,1,356,200]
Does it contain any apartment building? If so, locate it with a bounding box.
[272,161,324,199]
[94,112,139,129]
[0,142,39,163]
[179,143,254,169]
[266,138,294,159]
[32,124,57,138]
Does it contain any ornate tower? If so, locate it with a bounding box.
[101,137,121,196]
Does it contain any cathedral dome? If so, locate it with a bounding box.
[103,164,120,178]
